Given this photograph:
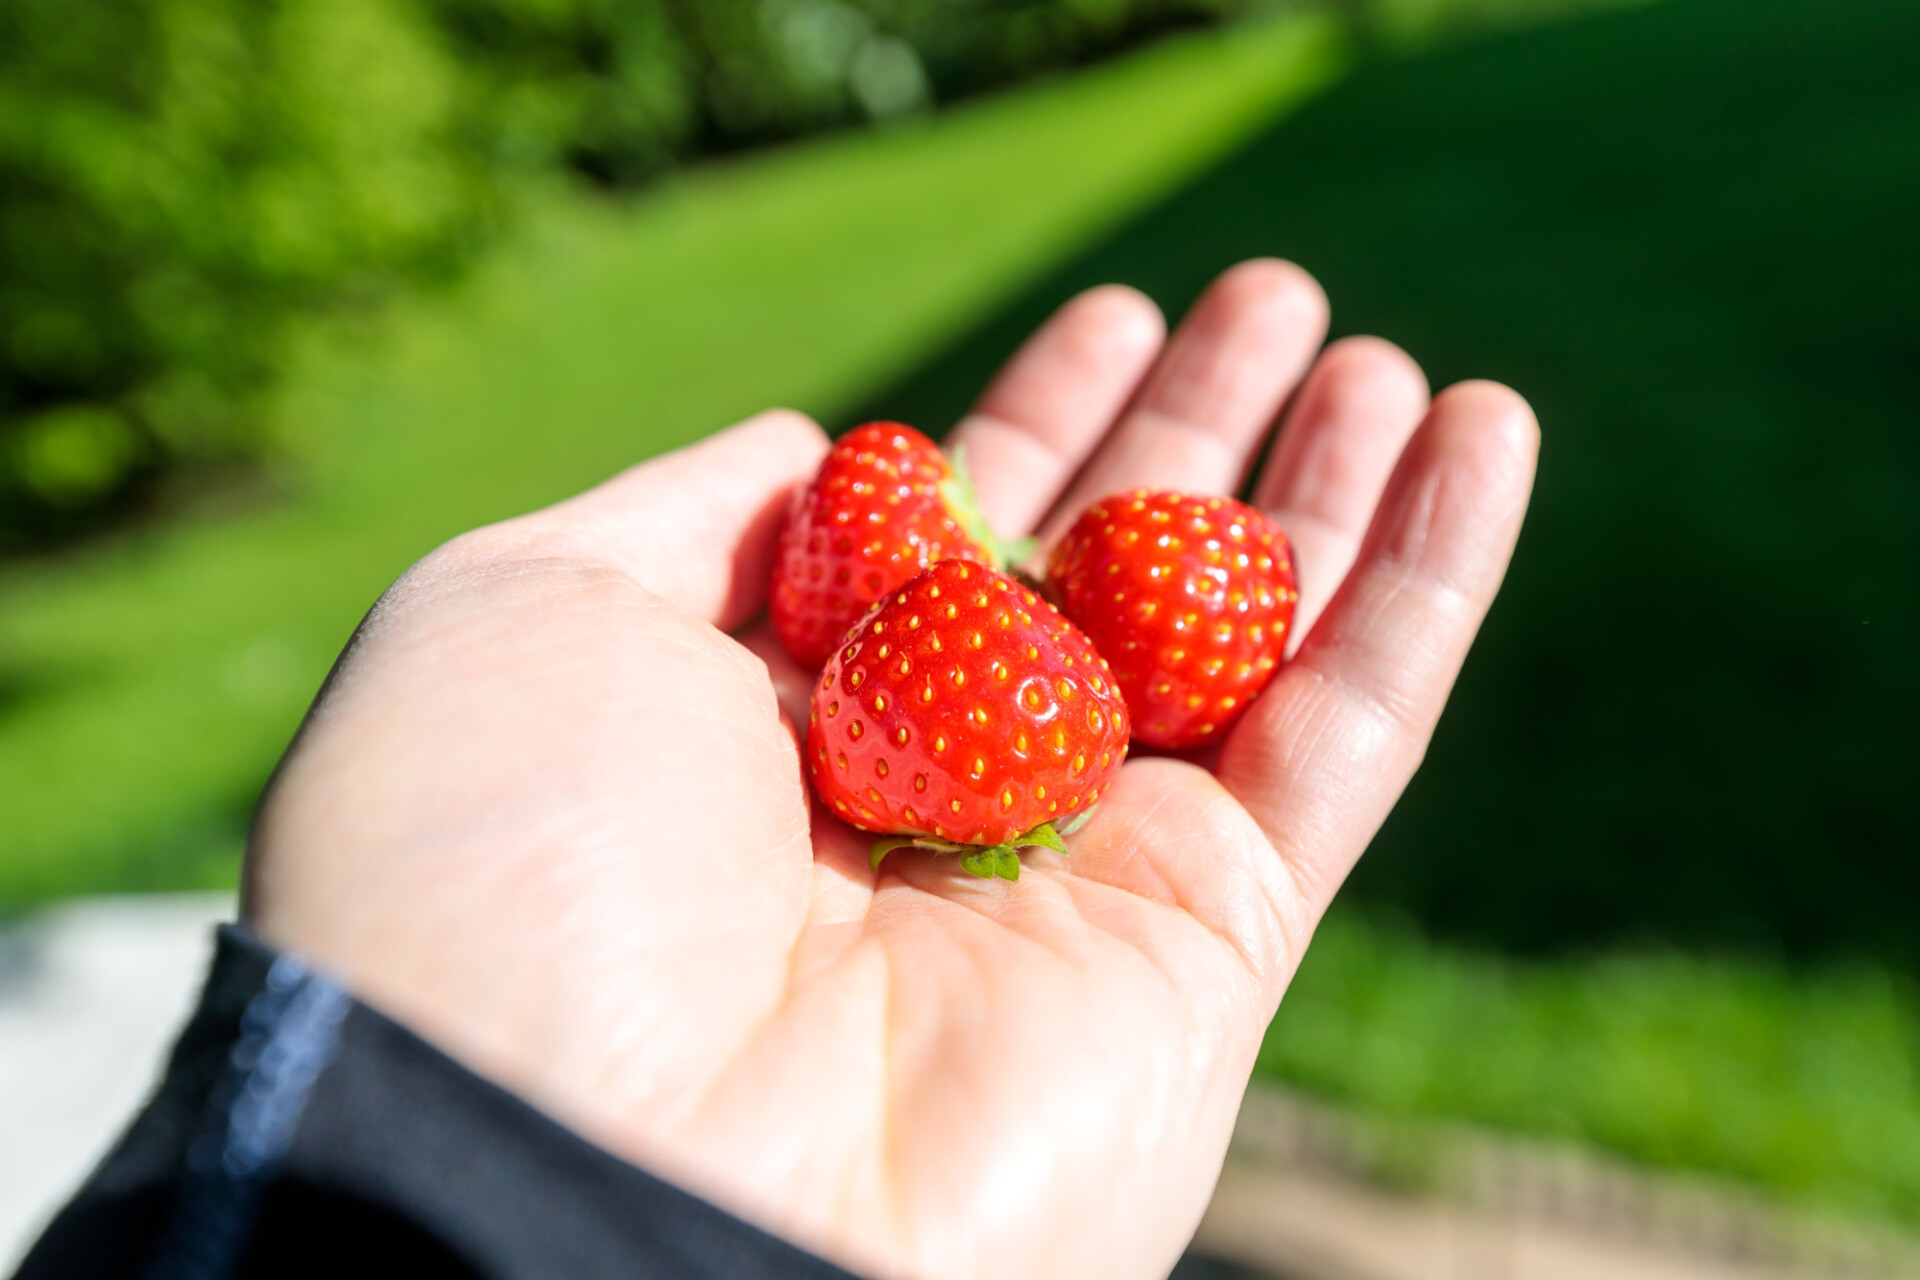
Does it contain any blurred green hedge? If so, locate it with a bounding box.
[0,0,1270,553]
[0,0,488,550]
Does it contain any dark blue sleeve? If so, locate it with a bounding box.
[14,925,863,1280]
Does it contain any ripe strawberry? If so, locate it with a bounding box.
[808,559,1130,880]
[771,422,1024,671]
[1047,490,1298,750]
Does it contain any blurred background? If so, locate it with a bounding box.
[2,0,1916,1275]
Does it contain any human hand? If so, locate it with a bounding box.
[245,260,1537,1279]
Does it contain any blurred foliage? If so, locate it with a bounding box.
[0,0,1271,553]
[1261,904,1920,1226]
[0,0,493,549]
[0,0,1656,555]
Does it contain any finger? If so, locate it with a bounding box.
[1252,336,1430,647]
[1217,381,1539,921]
[735,620,817,729]
[1039,260,1329,547]
[509,409,830,629]
[946,285,1165,537]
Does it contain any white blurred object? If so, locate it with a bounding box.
[0,893,232,1272]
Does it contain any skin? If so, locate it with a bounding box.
[247,259,1538,1280]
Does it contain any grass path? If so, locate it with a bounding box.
[0,12,1343,900]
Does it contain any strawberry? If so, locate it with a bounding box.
[808,559,1130,880]
[771,422,1025,671]
[1046,490,1298,750]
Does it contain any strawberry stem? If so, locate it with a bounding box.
[941,444,1039,571]
[869,835,961,871]
[868,818,1078,882]
[1055,805,1098,838]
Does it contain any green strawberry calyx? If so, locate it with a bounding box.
[940,444,1038,572]
[868,806,1098,882]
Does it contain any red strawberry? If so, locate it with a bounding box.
[808,559,1130,880]
[1047,490,1297,750]
[771,422,1023,671]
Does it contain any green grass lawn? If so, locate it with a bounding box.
[0,10,1344,901]
[1268,905,1920,1228]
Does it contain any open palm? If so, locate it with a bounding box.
[246,262,1537,1280]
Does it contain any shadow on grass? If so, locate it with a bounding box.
[0,656,99,719]
[858,0,1920,968]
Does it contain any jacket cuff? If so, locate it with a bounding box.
[17,924,861,1280]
